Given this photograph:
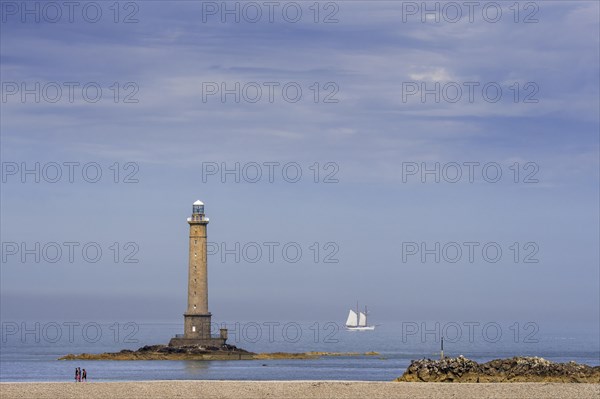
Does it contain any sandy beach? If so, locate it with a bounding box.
[1,381,599,399]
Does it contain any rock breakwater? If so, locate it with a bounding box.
[396,356,600,383]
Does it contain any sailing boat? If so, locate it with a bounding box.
[345,303,375,331]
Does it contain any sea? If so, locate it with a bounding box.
[1,321,598,382]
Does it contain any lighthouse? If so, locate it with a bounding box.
[169,200,227,347]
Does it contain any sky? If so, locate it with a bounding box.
[0,1,598,333]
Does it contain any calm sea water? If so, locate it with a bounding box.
[1,321,598,382]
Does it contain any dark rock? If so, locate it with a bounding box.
[138,345,165,353]
[396,356,600,383]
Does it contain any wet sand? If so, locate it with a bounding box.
[1,381,599,399]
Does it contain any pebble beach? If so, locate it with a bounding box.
[2,381,599,399]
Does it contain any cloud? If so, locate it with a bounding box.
[409,68,453,81]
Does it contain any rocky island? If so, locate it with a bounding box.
[396,356,600,383]
[59,344,380,361]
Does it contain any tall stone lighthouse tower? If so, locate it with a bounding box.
[169,200,227,347]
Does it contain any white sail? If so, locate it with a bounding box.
[358,312,367,327]
[346,310,358,327]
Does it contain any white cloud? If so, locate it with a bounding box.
[409,67,453,81]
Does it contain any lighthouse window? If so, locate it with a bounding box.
[195,240,197,245]
[194,305,196,309]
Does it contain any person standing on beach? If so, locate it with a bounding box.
[82,369,87,382]
[75,367,79,382]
